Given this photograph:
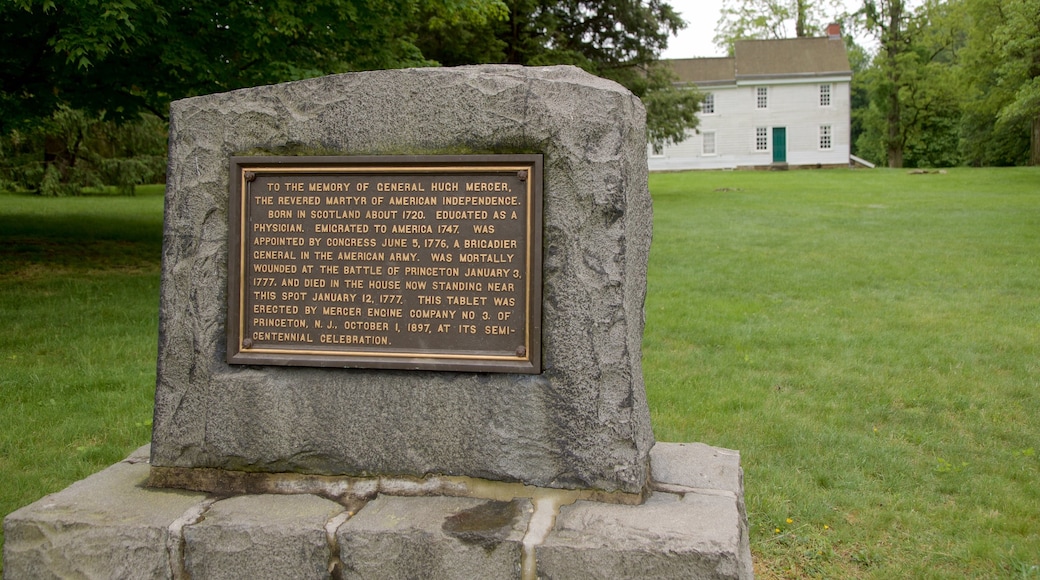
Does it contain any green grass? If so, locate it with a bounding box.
[645,168,1040,578]
[0,185,165,572]
[2,170,1040,578]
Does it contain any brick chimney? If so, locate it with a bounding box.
[827,23,842,39]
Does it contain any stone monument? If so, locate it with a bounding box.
[4,65,752,579]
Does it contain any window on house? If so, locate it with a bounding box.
[651,142,665,157]
[820,84,832,107]
[703,93,715,115]
[703,131,716,155]
[819,125,832,150]
[756,87,768,109]
[755,127,768,151]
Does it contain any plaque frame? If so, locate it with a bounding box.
[227,155,543,374]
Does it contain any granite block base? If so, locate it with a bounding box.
[3,443,752,579]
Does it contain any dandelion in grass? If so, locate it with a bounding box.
[786,518,793,524]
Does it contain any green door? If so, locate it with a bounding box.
[772,127,787,163]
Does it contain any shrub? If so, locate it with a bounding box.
[0,107,167,195]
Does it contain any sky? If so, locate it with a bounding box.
[661,0,728,59]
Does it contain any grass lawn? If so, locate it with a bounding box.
[646,168,1040,578]
[2,169,1039,578]
[0,186,165,573]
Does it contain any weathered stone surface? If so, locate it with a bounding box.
[536,443,753,579]
[537,492,750,580]
[5,444,752,579]
[153,65,654,493]
[336,495,530,579]
[182,494,344,580]
[2,457,206,580]
[652,442,744,494]
[651,441,752,574]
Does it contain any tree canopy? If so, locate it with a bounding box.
[853,0,1040,166]
[958,0,1040,165]
[2,0,696,146]
[1,0,511,132]
[413,0,701,146]
[714,0,844,53]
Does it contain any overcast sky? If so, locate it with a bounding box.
[661,0,728,58]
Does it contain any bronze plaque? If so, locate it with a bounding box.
[227,155,542,373]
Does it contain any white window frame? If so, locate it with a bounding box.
[702,93,715,115]
[702,131,717,156]
[755,86,768,109]
[755,127,769,151]
[650,142,665,157]
[819,125,832,150]
[819,84,832,107]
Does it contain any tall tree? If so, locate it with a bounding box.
[714,0,842,53]
[856,0,964,167]
[959,0,1040,165]
[4,0,697,160]
[0,0,507,130]
[0,0,165,133]
[863,0,911,167]
[414,0,702,147]
[0,0,508,191]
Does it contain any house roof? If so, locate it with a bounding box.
[665,37,851,85]
[667,57,736,86]
[735,37,852,78]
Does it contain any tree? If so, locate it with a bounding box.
[862,0,911,167]
[5,0,697,185]
[525,0,701,146]
[958,0,1040,165]
[714,0,843,53]
[847,38,874,157]
[1,0,507,129]
[855,0,964,167]
[414,0,701,146]
[0,0,507,192]
[0,0,166,133]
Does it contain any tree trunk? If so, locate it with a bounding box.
[796,0,809,37]
[885,0,905,168]
[1032,113,1040,166]
[887,118,904,168]
[44,133,71,181]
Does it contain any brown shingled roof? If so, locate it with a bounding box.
[735,37,851,78]
[664,36,851,84]
[665,57,735,85]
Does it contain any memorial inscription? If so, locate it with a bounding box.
[227,155,542,373]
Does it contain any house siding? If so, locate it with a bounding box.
[650,80,850,171]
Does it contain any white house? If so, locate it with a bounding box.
[649,28,853,171]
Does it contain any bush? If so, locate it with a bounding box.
[0,107,167,195]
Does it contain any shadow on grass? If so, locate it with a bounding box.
[0,211,164,276]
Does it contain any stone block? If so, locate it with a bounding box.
[2,458,205,580]
[154,65,654,493]
[651,442,743,494]
[536,443,753,580]
[336,495,530,579]
[182,494,344,580]
[4,443,753,579]
[537,492,749,579]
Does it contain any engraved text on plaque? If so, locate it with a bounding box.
[227,155,542,373]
